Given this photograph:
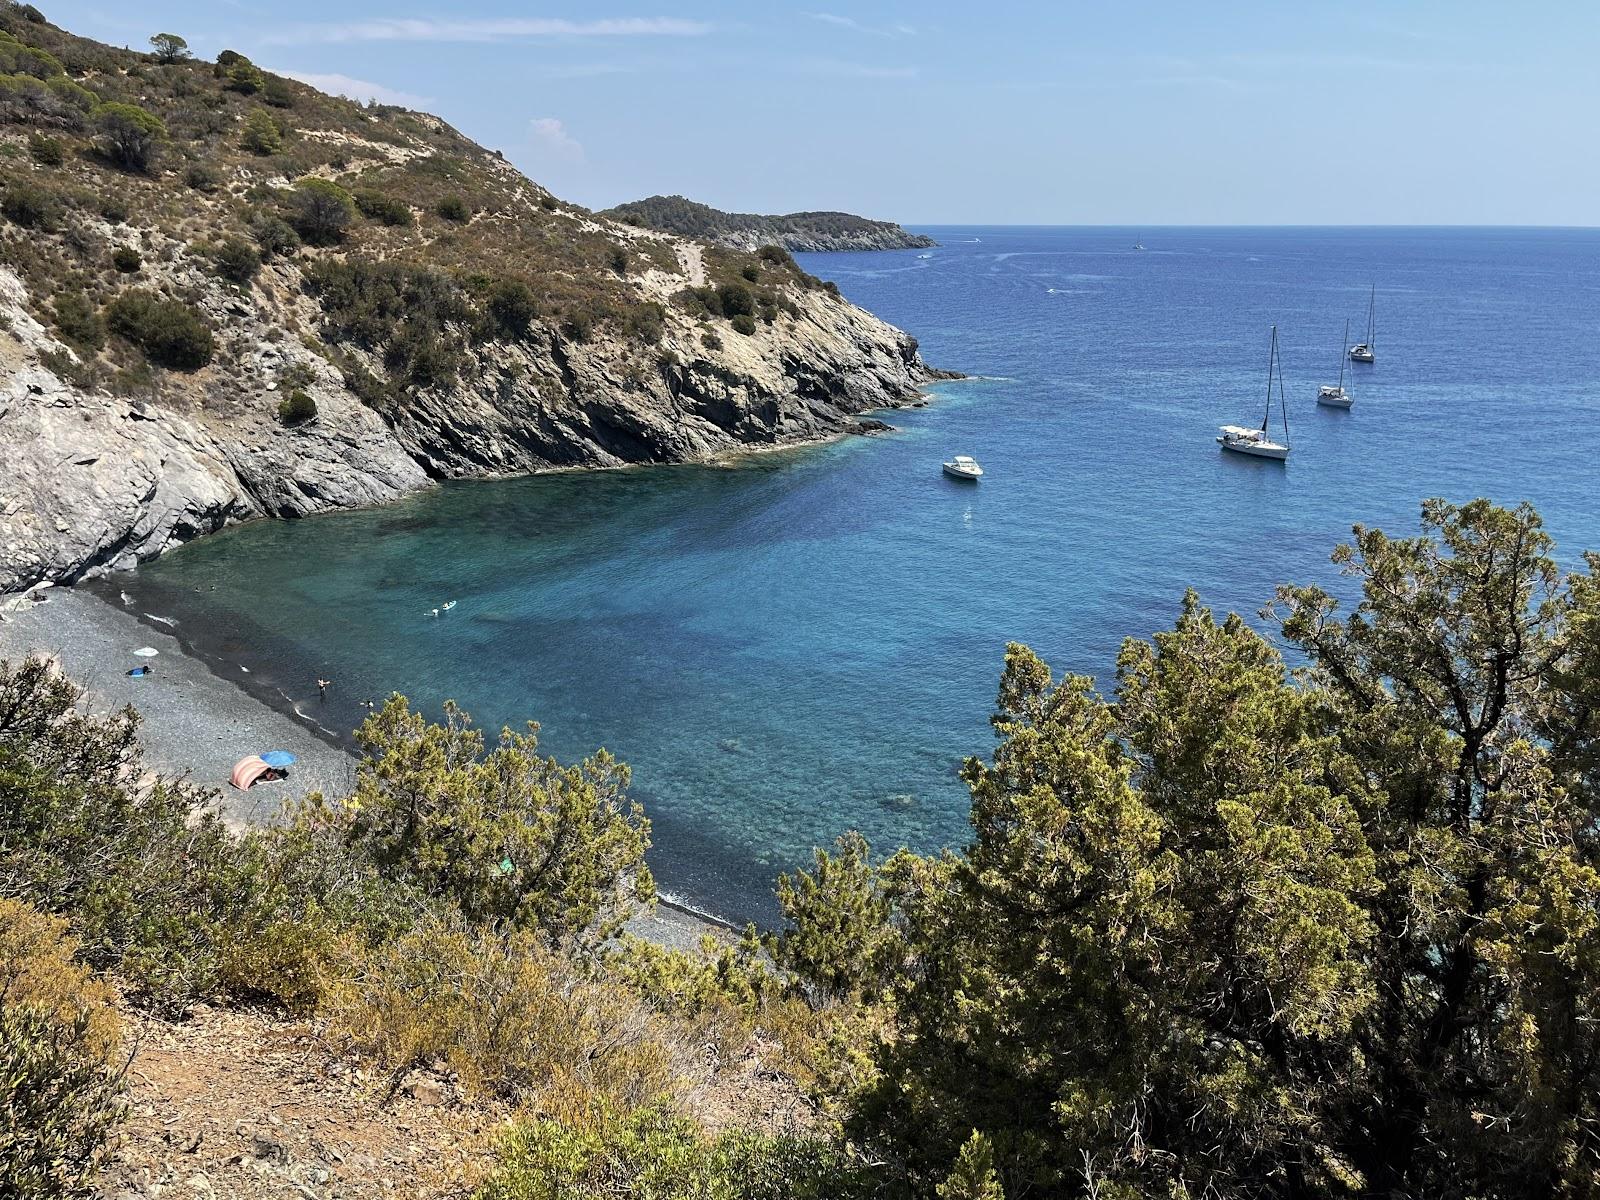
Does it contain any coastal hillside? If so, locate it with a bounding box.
[604,194,936,253]
[0,8,939,594]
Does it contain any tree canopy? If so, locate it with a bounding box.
[774,498,1600,1198]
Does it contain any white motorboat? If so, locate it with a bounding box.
[1318,319,1354,408]
[1348,284,1376,363]
[1218,325,1291,461]
[942,455,983,480]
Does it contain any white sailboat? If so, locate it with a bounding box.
[1349,284,1376,363]
[1318,319,1354,408]
[1218,325,1291,461]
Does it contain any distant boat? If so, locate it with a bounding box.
[1349,284,1376,363]
[1318,319,1354,408]
[1132,241,1146,251]
[1218,325,1291,461]
[942,455,983,480]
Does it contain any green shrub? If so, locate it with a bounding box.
[2,180,60,230]
[538,194,558,211]
[210,237,260,284]
[353,189,413,227]
[44,73,96,112]
[716,281,755,318]
[249,212,299,258]
[700,330,723,351]
[51,291,103,349]
[26,131,62,166]
[98,196,129,224]
[478,1104,871,1200]
[607,246,629,274]
[92,102,164,172]
[338,697,652,942]
[262,76,295,108]
[436,194,470,223]
[240,108,281,155]
[104,290,214,370]
[623,304,664,346]
[482,277,537,339]
[288,177,356,245]
[0,901,126,1200]
[277,388,316,424]
[730,314,757,336]
[215,49,246,68]
[111,245,141,273]
[740,263,760,282]
[323,919,675,1108]
[224,60,264,94]
[757,245,794,268]
[303,258,472,385]
[184,159,221,192]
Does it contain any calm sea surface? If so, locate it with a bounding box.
[114,227,1600,920]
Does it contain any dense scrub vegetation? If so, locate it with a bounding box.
[0,3,824,408]
[5,498,1598,1198]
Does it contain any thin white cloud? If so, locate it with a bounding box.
[801,58,917,79]
[277,70,432,107]
[805,12,915,37]
[530,117,583,158]
[263,16,712,46]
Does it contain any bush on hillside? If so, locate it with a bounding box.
[104,290,214,370]
[353,189,412,227]
[607,245,629,274]
[479,1104,872,1200]
[249,211,299,259]
[92,101,164,172]
[224,60,264,95]
[288,177,355,245]
[111,245,141,273]
[338,697,652,942]
[26,130,62,165]
[481,276,537,339]
[210,236,260,284]
[435,194,469,223]
[322,919,675,1107]
[240,107,281,155]
[303,258,472,385]
[277,388,316,424]
[1,180,60,229]
[183,159,221,192]
[0,900,125,1200]
[730,314,757,336]
[51,290,103,349]
[262,75,294,108]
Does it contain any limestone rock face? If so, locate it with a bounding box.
[0,253,935,593]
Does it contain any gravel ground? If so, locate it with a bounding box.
[0,585,723,949]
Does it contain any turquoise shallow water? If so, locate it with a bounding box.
[114,227,1600,920]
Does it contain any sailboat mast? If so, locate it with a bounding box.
[1278,336,1290,441]
[1367,284,1376,348]
[1262,325,1276,431]
[1338,319,1348,387]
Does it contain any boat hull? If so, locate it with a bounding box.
[942,465,982,480]
[1317,389,1353,409]
[1349,345,1375,363]
[1218,438,1289,461]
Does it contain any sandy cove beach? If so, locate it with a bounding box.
[0,585,722,950]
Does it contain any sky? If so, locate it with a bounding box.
[42,0,1600,225]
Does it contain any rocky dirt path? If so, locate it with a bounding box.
[105,1003,495,1200]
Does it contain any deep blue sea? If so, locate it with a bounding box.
[113,227,1600,921]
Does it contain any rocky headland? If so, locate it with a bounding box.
[603,194,938,253]
[0,15,949,594]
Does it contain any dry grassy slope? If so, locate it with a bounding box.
[0,6,938,592]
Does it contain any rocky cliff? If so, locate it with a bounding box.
[0,12,943,594]
[603,195,937,253]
